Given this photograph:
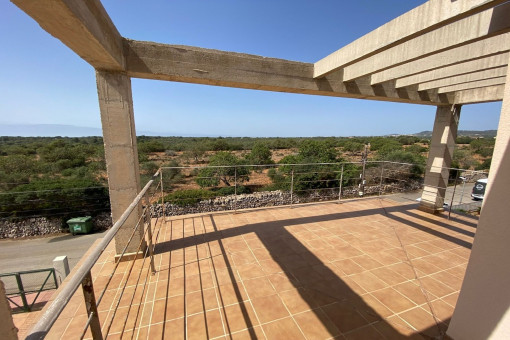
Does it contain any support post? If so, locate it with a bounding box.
[234,166,237,212]
[338,164,344,201]
[290,169,294,205]
[81,272,103,340]
[144,192,156,274]
[378,163,385,196]
[53,256,70,286]
[447,54,510,340]
[419,105,461,213]
[160,170,166,221]
[96,70,146,255]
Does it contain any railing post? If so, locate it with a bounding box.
[290,169,294,205]
[338,164,344,201]
[15,273,29,312]
[448,170,460,220]
[234,166,237,212]
[378,163,385,196]
[359,146,368,197]
[81,271,103,340]
[144,192,156,274]
[160,169,165,221]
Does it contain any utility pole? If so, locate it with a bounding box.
[359,144,368,197]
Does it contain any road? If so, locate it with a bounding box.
[385,184,482,210]
[0,230,107,274]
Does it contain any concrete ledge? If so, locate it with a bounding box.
[114,251,145,263]
[418,203,444,214]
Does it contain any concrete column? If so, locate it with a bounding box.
[96,70,146,255]
[0,280,18,340]
[447,57,510,340]
[419,105,461,213]
[53,255,70,286]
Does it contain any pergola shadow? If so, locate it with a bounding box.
[151,199,474,339]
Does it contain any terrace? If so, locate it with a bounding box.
[5,0,510,338]
[29,193,474,339]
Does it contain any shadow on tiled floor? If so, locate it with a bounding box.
[41,198,476,339]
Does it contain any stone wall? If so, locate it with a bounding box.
[0,212,112,239]
[0,181,421,238]
[151,182,421,217]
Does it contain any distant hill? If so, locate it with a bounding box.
[413,130,497,138]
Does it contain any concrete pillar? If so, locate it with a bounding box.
[96,70,146,255]
[53,255,70,286]
[419,105,461,213]
[447,57,510,340]
[0,280,18,340]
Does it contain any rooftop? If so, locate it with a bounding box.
[38,198,475,339]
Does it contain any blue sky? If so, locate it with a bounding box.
[0,0,503,137]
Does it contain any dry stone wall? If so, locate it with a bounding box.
[0,212,112,239]
[0,181,420,238]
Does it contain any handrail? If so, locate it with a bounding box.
[26,171,160,340]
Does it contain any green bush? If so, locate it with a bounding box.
[213,185,251,196]
[196,152,249,187]
[163,189,215,206]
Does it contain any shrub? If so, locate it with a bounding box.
[163,189,215,206]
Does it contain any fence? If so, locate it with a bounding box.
[23,162,487,339]
[158,161,488,216]
[0,268,58,313]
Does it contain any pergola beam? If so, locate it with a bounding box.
[439,77,506,93]
[371,35,510,85]
[418,66,508,91]
[340,2,510,81]
[11,0,125,70]
[124,39,452,105]
[314,0,507,78]
[397,53,509,88]
[454,84,505,104]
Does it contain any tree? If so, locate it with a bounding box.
[343,141,364,154]
[196,152,249,187]
[246,142,273,166]
[184,143,207,163]
[267,140,346,193]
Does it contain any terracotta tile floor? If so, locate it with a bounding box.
[38,198,476,339]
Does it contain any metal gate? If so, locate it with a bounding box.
[0,268,58,313]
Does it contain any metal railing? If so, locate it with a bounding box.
[26,172,163,340]
[24,161,488,339]
[0,268,58,313]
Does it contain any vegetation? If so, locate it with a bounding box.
[195,152,250,187]
[0,132,495,219]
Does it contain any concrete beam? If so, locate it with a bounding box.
[418,66,508,91]
[371,35,510,85]
[454,84,505,104]
[125,39,453,105]
[11,0,124,70]
[439,77,506,93]
[341,3,510,81]
[314,0,507,78]
[397,53,509,88]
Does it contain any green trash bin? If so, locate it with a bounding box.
[67,216,93,235]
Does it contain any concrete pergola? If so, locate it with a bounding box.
[9,0,510,338]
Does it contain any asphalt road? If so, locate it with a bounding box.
[385,184,480,207]
[0,230,107,274]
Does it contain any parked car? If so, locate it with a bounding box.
[471,178,488,200]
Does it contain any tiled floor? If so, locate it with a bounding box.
[39,198,476,339]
